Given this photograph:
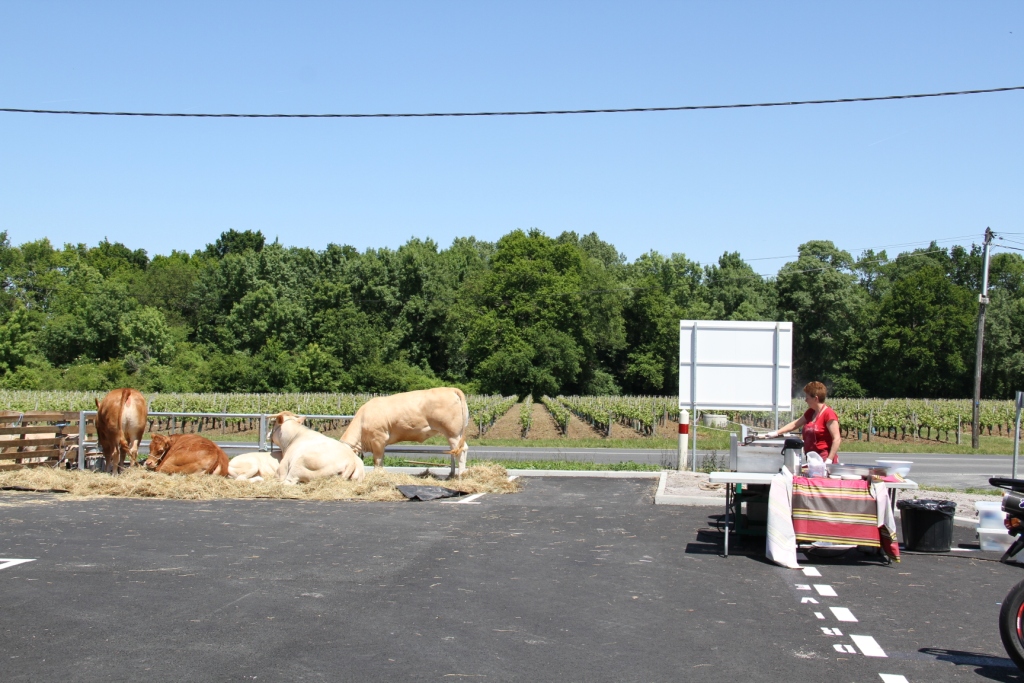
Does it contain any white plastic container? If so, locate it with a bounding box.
[875,459,913,477]
[976,501,1007,529]
[703,414,728,429]
[978,527,1014,553]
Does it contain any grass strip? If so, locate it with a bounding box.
[381,456,661,472]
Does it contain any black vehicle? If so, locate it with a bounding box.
[989,477,1024,669]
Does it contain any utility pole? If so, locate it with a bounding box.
[972,227,995,449]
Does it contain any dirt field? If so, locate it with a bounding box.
[148,402,680,445]
[480,402,661,441]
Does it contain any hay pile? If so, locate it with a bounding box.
[0,464,520,502]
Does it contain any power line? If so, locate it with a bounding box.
[2,86,1022,119]
[742,234,982,262]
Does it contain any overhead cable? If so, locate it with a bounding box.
[1,85,1022,119]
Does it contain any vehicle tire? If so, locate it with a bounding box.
[999,579,1024,670]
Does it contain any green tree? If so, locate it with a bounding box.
[865,260,975,397]
[776,241,868,397]
[204,229,266,259]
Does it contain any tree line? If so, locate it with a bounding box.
[0,228,1021,399]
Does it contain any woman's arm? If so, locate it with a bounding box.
[825,419,842,463]
[763,415,806,438]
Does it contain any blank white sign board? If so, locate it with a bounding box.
[679,320,793,411]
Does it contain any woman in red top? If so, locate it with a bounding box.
[762,381,842,463]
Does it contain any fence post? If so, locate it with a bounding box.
[867,411,872,443]
[677,409,690,471]
[77,410,86,470]
[957,415,962,445]
[259,415,268,452]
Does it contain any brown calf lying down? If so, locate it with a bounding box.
[145,434,229,476]
[95,388,148,473]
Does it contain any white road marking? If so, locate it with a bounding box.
[829,607,858,622]
[834,644,856,653]
[441,493,486,505]
[879,675,909,683]
[803,567,822,577]
[801,597,819,604]
[796,584,811,590]
[821,627,843,636]
[0,559,35,571]
[814,584,838,597]
[851,635,887,657]
[814,612,825,619]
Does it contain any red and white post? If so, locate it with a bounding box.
[677,409,690,471]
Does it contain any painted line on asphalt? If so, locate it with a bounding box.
[802,566,822,577]
[834,644,856,653]
[441,493,486,505]
[829,607,858,622]
[0,559,35,571]
[821,627,843,636]
[851,635,887,657]
[813,584,837,597]
[879,675,909,683]
[814,612,825,619]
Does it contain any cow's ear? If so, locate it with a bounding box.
[297,416,306,424]
[271,412,284,424]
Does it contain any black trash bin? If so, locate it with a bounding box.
[897,499,956,552]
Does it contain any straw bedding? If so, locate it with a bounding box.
[0,464,520,502]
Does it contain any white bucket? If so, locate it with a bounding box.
[976,501,1006,529]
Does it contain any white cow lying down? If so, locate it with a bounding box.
[271,411,365,485]
[228,451,281,481]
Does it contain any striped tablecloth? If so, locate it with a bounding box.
[792,476,881,546]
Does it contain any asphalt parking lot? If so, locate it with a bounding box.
[2,477,1022,682]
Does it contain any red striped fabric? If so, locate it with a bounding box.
[792,477,881,547]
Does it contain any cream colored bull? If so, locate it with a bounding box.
[271,412,365,485]
[228,451,281,481]
[340,387,470,476]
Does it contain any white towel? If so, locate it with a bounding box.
[871,481,897,537]
[766,466,800,569]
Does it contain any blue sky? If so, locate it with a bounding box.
[1,2,1021,270]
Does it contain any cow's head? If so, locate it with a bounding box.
[145,434,172,470]
[269,411,305,449]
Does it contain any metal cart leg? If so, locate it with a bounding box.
[724,484,731,557]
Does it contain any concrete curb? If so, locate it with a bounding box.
[655,494,727,506]
[506,469,662,479]
[652,471,726,506]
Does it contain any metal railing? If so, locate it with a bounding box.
[76,410,355,470]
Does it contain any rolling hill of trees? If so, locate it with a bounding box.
[0,228,1021,399]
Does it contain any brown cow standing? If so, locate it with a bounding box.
[95,388,148,474]
[145,434,229,476]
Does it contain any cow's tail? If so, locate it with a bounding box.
[208,449,229,477]
[448,388,470,456]
[116,388,133,453]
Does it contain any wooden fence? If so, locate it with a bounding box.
[0,411,93,471]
